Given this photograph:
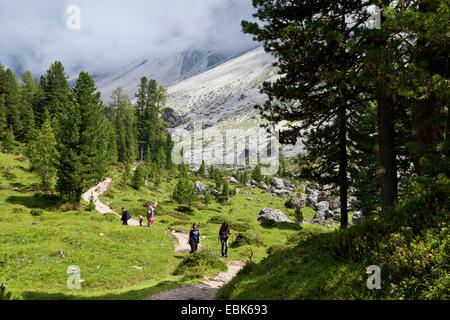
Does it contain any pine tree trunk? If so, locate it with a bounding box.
[75,188,83,205]
[338,104,349,229]
[411,95,443,173]
[377,95,398,210]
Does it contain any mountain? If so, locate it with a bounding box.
[165,47,304,163]
[96,46,304,163]
[94,43,259,104]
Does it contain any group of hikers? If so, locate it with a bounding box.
[120,204,232,258]
[120,202,158,227]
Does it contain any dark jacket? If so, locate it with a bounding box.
[189,229,200,243]
[121,210,131,222]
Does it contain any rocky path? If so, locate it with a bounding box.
[81,167,244,300]
[146,258,245,300]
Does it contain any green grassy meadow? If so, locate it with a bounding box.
[0,150,329,299]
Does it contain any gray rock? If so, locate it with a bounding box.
[333,214,341,222]
[270,177,285,189]
[324,209,334,220]
[235,188,241,194]
[315,201,330,213]
[305,188,320,202]
[329,199,340,210]
[285,197,305,209]
[249,179,259,186]
[258,182,269,191]
[318,192,331,202]
[284,180,294,188]
[228,176,238,184]
[211,189,221,197]
[247,197,253,201]
[273,189,290,197]
[258,208,292,223]
[348,198,359,211]
[312,211,325,222]
[194,181,208,195]
[352,211,364,224]
[306,196,318,209]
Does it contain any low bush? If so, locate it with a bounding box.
[30,209,44,217]
[231,233,263,248]
[173,250,227,279]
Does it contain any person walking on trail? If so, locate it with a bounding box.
[147,203,155,228]
[188,223,200,253]
[219,222,231,258]
[121,207,131,225]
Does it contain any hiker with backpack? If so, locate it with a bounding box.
[146,202,158,227]
[188,223,200,253]
[219,222,231,258]
[121,207,131,225]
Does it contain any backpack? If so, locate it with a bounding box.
[126,211,131,221]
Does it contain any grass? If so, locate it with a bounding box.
[217,183,449,300]
[0,151,331,299]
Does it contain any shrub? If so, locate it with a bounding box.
[173,250,227,279]
[30,209,44,217]
[294,207,304,222]
[86,193,96,211]
[231,233,263,248]
[251,164,263,183]
[208,216,228,224]
[172,178,198,209]
[132,166,146,190]
[0,284,12,300]
[166,210,190,221]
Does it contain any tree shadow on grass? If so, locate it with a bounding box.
[260,221,303,231]
[19,280,185,300]
[6,195,60,210]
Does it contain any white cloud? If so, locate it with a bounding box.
[0,0,255,76]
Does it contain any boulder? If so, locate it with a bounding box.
[194,181,207,195]
[270,177,285,189]
[329,199,340,210]
[352,211,364,224]
[315,201,330,213]
[211,189,221,197]
[305,188,319,202]
[318,192,331,202]
[312,211,325,222]
[258,182,269,191]
[348,198,359,211]
[333,214,341,222]
[273,189,290,197]
[284,180,295,188]
[249,179,259,186]
[324,209,334,220]
[285,197,305,209]
[258,208,292,223]
[228,176,238,184]
[306,196,318,209]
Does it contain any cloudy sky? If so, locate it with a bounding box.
[0,0,256,76]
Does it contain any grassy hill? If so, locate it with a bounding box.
[0,149,329,299]
[217,185,449,300]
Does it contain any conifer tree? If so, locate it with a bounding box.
[56,71,110,204]
[27,111,58,189]
[35,61,71,124]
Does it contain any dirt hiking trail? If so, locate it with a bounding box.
[82,170,245,300]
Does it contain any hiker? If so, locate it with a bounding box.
[188,223,200,253]
[121,207,131,225]
[146,204,154,227]
[219,222,231,258]
[138,215,144,226]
